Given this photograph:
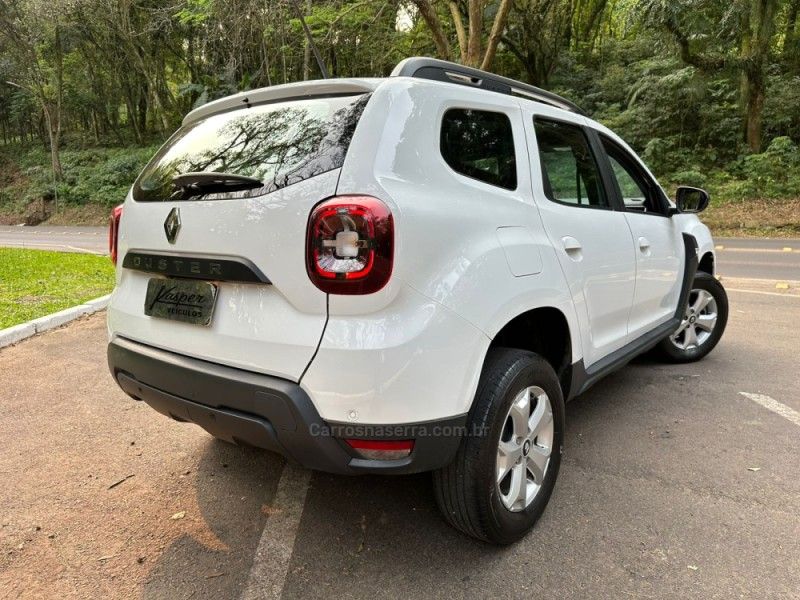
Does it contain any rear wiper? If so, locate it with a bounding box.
[170,171,264,199]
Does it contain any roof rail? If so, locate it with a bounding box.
[391,57,586,116]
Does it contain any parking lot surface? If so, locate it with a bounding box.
[1,286,799,599]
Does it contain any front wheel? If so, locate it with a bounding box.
[433,348,565,544]
[656,272,728,362]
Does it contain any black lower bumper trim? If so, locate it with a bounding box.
[107,338,464,475]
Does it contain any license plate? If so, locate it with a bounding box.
[144,278,218,326]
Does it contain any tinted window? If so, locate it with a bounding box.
[133,94,370,201]
[609,155,647,205]
[533,119,608,208]
[601,137,665,214]
[440,109,517,190]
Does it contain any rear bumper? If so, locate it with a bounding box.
[107,337,465,475]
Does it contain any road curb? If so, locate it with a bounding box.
[0,294,111,349]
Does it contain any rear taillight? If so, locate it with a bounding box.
[109,204,123,265]
[345,439,414,460]
[306,195,393,295]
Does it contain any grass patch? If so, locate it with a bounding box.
[0,248,115,329]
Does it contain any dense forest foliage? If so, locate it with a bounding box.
[0,0,798,228]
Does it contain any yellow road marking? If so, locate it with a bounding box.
[716,247,796,254]
[727,288,800,298]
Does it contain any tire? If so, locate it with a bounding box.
[656,272,728,363]
[433,348,565,545]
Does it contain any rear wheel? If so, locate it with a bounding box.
[656,272,728,362]
[433,348,564,544]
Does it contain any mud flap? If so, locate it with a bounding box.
[674,233,700,321]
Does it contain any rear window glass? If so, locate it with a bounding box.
[133,94,370,202]
[440,108,517,190]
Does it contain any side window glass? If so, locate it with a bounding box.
[602,138,663,214]
[440,108,517,190]
[533,118,608,208]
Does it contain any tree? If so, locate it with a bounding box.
[0,0,67,179]
[0,0,798,202]
[411,0,515,69]
[502,0,576,85]
[641,0,780,152]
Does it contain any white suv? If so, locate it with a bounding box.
[107,57,728,544]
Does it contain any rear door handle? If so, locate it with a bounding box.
[638,237,651,253]
[561,236,582,261]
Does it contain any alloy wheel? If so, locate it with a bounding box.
[496,386,554,512]
[670,288,719,350]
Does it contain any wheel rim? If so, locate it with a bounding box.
[670,288,718,351]
[496,386,554,512]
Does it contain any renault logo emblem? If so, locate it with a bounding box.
[164,207,181,244]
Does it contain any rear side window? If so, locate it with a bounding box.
[440,108,517,190]
[533,118,608,208]
[133,94,370,202]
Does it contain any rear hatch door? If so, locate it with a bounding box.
[109,93,371,381]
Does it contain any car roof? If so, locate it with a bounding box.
[183,74,584,130]
[183,57,588,128]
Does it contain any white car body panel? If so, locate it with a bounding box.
[622,212,683,339]
[337,79,582,352]
[108,169,339,380]
[584,120,686,339]
[519,103,637,366]
[302,283,490,424]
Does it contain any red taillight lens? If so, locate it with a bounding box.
[345,439,414,460]
[109,204,123,265]
[306,195,393,295]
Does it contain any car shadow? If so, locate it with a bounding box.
[141,361,681,599]
[141,439,284,600]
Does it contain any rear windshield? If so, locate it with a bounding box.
[133,94,370,202]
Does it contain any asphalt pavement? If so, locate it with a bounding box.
[0,225,798,282]
[1,225,799,598]
[713,238,800,280]
[0,225,107,255]
[1,286,799,598]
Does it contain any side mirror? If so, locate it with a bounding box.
[675,186,710,214]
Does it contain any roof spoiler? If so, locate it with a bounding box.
[391,57,586,116]
[182,79,380,126]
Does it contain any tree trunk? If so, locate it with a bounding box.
[37,111,47,147]
[448,2,468,62]
[481,0,514,70]
[302,0,312,80]
[786,0,799,45]
[739,0,778,152]
[91,110,100,143]
[412,0,452,60]
[124,92,143,144]
[138,90,148,136]
[42,103,63,181]
[784,0,800,60]
[50,23,64,181]
[466,0,483,66]
[743,67,766,152]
